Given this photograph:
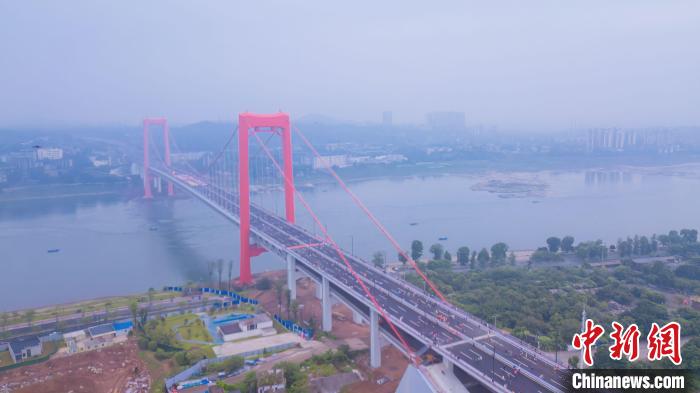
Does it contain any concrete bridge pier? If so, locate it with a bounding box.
[370,308,381,368]
[286,254,296,300]
[322,276,332,332]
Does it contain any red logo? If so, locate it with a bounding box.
[609,322,640,361]
[647,322,682,365]
[571,319,605,367]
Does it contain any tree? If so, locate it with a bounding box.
[290,299,300,322]
[207,260,216,287]
[129,301,139,330]
[398,252,408,265]
[490,243,508,265]
[242,371,258,393]
[227,259,234,291]
[546,237,561,253]
[25,309,36,328]
[256,277,272,290]
[568,355,580,369]
[147,287,156,306]
[429,243,444,260]
[216,259,224,289]
[104,301,113,321]
[372,251,385,268]
[0,312,8,335]
[411,240,423,261]
[477,248,490,269]
[457,247,470,266]
[274,279,284,314]
[285,289,292,319]
[681,229,698,243]
[470,250,477,269]
[444,250,452,262]
[561,236,575,252]
[508,251,516,266]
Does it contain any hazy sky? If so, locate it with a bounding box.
[1,1,698,129]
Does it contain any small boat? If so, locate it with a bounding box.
[47,249,60,253]
[409,222,419,226]
[438,236,448,241]
[149,226,159,231]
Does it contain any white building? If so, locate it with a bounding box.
[36,147,63,160]
[217,314,274,342]
[312,155,350,170]
[8,337,43,363]
[64,321,132,354]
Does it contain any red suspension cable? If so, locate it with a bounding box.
[292,127,448,303]
[251,132,417,364]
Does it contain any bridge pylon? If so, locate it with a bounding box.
[143,118,174,198]
[238,112,295,284]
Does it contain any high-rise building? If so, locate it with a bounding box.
[36,147,63,160]
[426,111,465,130]
[382,111,393,127]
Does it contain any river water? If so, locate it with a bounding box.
[2,166,700,311]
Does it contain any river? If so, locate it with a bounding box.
[2,165,700,311]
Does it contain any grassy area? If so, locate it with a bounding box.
[162,313,199,331]
[0,350,13,367]
[177,323,211,342]
[1,289,182,326]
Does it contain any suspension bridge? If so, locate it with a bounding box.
[141,113,569,393]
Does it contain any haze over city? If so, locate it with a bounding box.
[2,2,700,393]
[2,0,699,129]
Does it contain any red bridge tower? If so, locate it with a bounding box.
[238,112,295,284]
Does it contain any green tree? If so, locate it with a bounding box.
[477,248,490,269]
[568,355,580,369]
[256,277,272,290]
[228,259,234,291]
[508,251,516,266]
[372,251,385,268]
[274,279,284,314]
[104,301,113,321]
[561,236,575,252]
[0,312,8,336]
[129,301,139,330]
[216,258,224,289]
[411,240,424,261]
[546,237,561,253]
[242,371,258,393]
[490,242,508,265]
[398,252,408,265]
[291,300,300,322]
[24,309,36,328]
[285,289,292,319]
[457,247,470,266]
[429,243,444,260]
[470,250,477,269]
[444,250,452,261]
[147,287,156,306]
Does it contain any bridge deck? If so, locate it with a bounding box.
[152,166,568,393]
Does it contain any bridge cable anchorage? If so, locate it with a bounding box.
[251,131,419,364]
[292,126,448,304]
